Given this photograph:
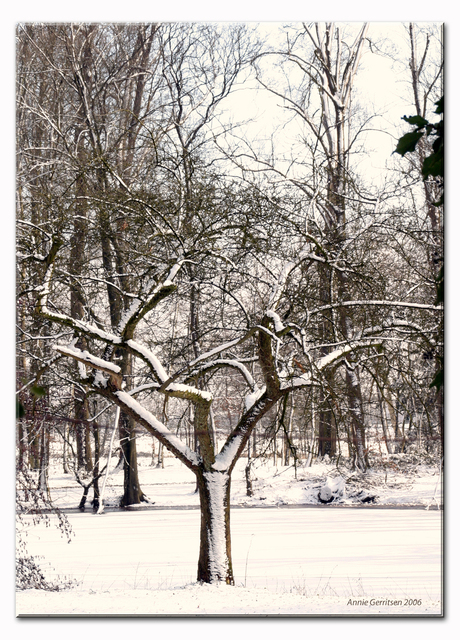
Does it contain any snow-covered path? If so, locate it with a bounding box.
[16,507,442,616]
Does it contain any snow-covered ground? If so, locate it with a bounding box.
[16,507,442,616]
[44,437,444,511]
[16,448,443,619]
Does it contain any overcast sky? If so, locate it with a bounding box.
[213,22,442,190]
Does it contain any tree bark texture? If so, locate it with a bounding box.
[119,412,146,507]
[196,470,234,585]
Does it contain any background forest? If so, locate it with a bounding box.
[15,22,443,587]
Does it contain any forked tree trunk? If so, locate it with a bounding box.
[195,469,234,585]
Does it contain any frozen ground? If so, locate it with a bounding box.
[16,450,443,618]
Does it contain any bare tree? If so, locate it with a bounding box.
[250,23,373,469]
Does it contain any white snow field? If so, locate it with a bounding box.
[16,455,443,617]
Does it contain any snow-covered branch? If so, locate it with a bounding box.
[52,345,202,469]
[187,358,256,392]
[112,390,201,468]
[310,300,442,315]
[283,340,382,390]
[119,260,184,339]
[53,344,123,388]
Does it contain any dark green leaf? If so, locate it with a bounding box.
[434,96,444,114]
[432,135,443,154]
[422,152,443,180]
[402,115,428,128]
[394,131,424,156]
[31,385,46,398]
[430,366,443,392]
[16,399,25,419]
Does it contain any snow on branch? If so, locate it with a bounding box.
[126,339,212,403]
[244,385,267,411]
[212,388,274,473]
[265,310,286,334]
[40,262,211,403]
[126,339,169,382]
[113,390,200,468]
[212,434,244,472]
[311,300,442,315]
[189,334,252,368]
[53,344,122,387]
[188,359,256,392]
[361,319,435,341]
[284,340,382,390]
[119,260,183,339]
[255,323,281,344]
[166,382,213,403]
[37,265,122,345]
[53,343,201,468]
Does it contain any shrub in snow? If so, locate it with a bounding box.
[16,468,76,591]
[16,555,76,592]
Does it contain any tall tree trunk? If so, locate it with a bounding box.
[38,422,50,496]
[91,423,101,510]
[344,364,367,470]
[73,389,91,471]
[17,420,26,471]
[119,413,146,506]
[334,202,368,470]
[317,257,337,457]
[377,386,393,455]
[317,384,336,457]
[27,421,40,470]
[437,387,443,459]
[408,22,443,454]
[118,353,146,507]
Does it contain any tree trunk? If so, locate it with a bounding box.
[91,423,101,511]
[196,469,234,585]
[317,259,337,457]
[38,423,49,496]
[437,387,443,458]
[317,387,336,457]
[245,442,253,497]
[157,442,164,468]
[117,352,146,506]
[344,365,367,471]
[377,387,393,455]
[119,413,146,507]
[17,420,26,471]
[27,423,40,470]
[78,485,90,510]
